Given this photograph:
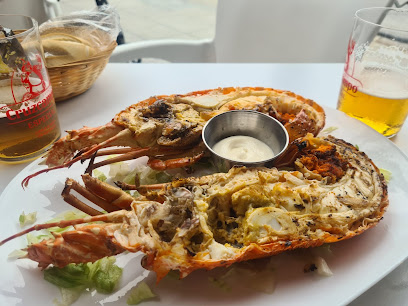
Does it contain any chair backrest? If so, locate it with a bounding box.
[214,0,394,62]
[0,0,62,24]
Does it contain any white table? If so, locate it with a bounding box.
[0,63,407,305]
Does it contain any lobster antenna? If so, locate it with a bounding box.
[0,214,110,246]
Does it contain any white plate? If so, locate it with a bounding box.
[1,107,408,306]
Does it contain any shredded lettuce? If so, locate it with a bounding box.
[208,276,231,292]
[304,256,333,277]
[19,211,37,227]
[44,257,123,305]
[209,259,276,294]
[109,162,131,182]
[122,171,139,185]
[53,286,85,306]
[314,256,333,277]
[185,158,217,176]
[59,210,89,221]
[127,281,156,305]
[321,126,338,134]
[379,168,392,183]
[26,232,44,245]
[8,249,28,259]
[44,263,91,288]
[24,211,90,246]
[108,161,172,186]
[134,164,171,185]
[155,171,172,183]
[93,169,107,182]
[312,244,333,257]
[225,266,275,294]
[45,210,90,234]
[165,270,180,280]
[248,269,276,294]
[44,257,122,292]
[89,257,123,294]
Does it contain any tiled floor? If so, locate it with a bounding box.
[59,0,217,44]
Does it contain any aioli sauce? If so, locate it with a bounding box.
[213,135,274,162]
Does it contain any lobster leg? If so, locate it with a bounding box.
[85,148,151,173]
[62,174,136,216]
[148,151,205,171]
[94,147,144,157]
[62,188,103,216]
[115,181,165,191]
[81,174,136,209]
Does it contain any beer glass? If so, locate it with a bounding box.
[337,7,408,138]
[0,15,60,163]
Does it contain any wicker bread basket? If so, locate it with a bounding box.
[47,41,116,102]
[13,29,116,102]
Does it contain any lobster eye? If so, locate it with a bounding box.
[297,140,308,150]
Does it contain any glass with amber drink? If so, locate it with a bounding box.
[0,14,60,163]
[337,7,408,138]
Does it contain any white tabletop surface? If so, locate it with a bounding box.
[0,63,407,305]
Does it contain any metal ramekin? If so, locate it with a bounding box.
[202,110,289,171]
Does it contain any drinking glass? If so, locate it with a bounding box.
[337,7,408,138]
[0,14,61,163]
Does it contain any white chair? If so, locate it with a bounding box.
[110,0,396,63]
[0,0,63,24]
[44,0,63,20]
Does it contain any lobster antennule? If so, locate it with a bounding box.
[0,213,114,246]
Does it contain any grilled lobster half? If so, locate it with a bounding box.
[22,87,325,186]
[2,134,388,282]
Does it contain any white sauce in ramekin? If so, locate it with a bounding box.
[213,135,274,162]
